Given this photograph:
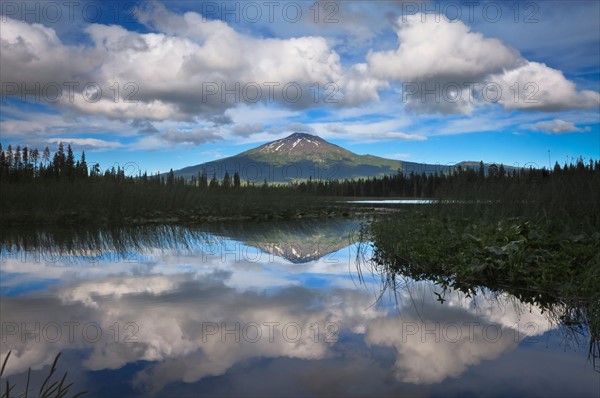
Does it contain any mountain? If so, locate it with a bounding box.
[175,132,453,183]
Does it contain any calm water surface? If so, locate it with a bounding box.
[1,219,598,397]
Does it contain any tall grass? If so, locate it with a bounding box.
[0,351,87,398]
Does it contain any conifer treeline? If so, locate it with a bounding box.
[1,143,598,225]
[2,143,599,199]
[0,143,92,182]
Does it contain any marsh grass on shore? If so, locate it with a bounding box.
[364,205,599,369]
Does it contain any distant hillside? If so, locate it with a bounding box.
[174,132,455,183]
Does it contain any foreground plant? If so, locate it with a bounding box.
[0,351,87,398]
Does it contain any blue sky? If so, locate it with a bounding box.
[1,0,599,173]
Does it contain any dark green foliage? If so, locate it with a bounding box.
[432,157,600,229]
[370,214,599,300]
[198,169,208,190]
[166,169,175,186]
[222,171,231,189]
[1,143,599,228]
[367,160,600,364]
[0,142,91,183]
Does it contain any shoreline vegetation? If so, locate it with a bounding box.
[366,211,600,370]
[1,143,599,226]
[362,162,599,366]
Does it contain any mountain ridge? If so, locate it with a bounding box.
[174,132,493,182]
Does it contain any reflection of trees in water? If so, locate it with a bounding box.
[1,225,210,262]
[355,226,600,373]
[0,219,365,264]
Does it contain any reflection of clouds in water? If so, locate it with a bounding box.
[365,286,554,384]
[58,275,183,308]
[0,239,365,296]
[1,272,381,379]
[0,224,561,394]
[1,266,556,395]
[366,318,515,384]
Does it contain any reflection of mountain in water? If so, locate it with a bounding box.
[0,219,364,264]
[202,219,362,263]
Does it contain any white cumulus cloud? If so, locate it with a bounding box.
[529,119,591,134]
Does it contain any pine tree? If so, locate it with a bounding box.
[14,145,22,171]
[53,142,66,177]
[198,169,208,190]
[22,146,29,167]
[498,164,506,178]
[223,172,231,189]
[31,148,39,174]
[42,147,50,165]
[167,169,175,186]
[66,145,75,179]
[0,144,7,180]
[91,163,100,177]
[6,145,13,169]
[209,173,219,189]
[478,161,485,181]
[79,151,88,178]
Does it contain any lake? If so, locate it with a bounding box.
[344,199,434,204]
[1,219,598,397]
